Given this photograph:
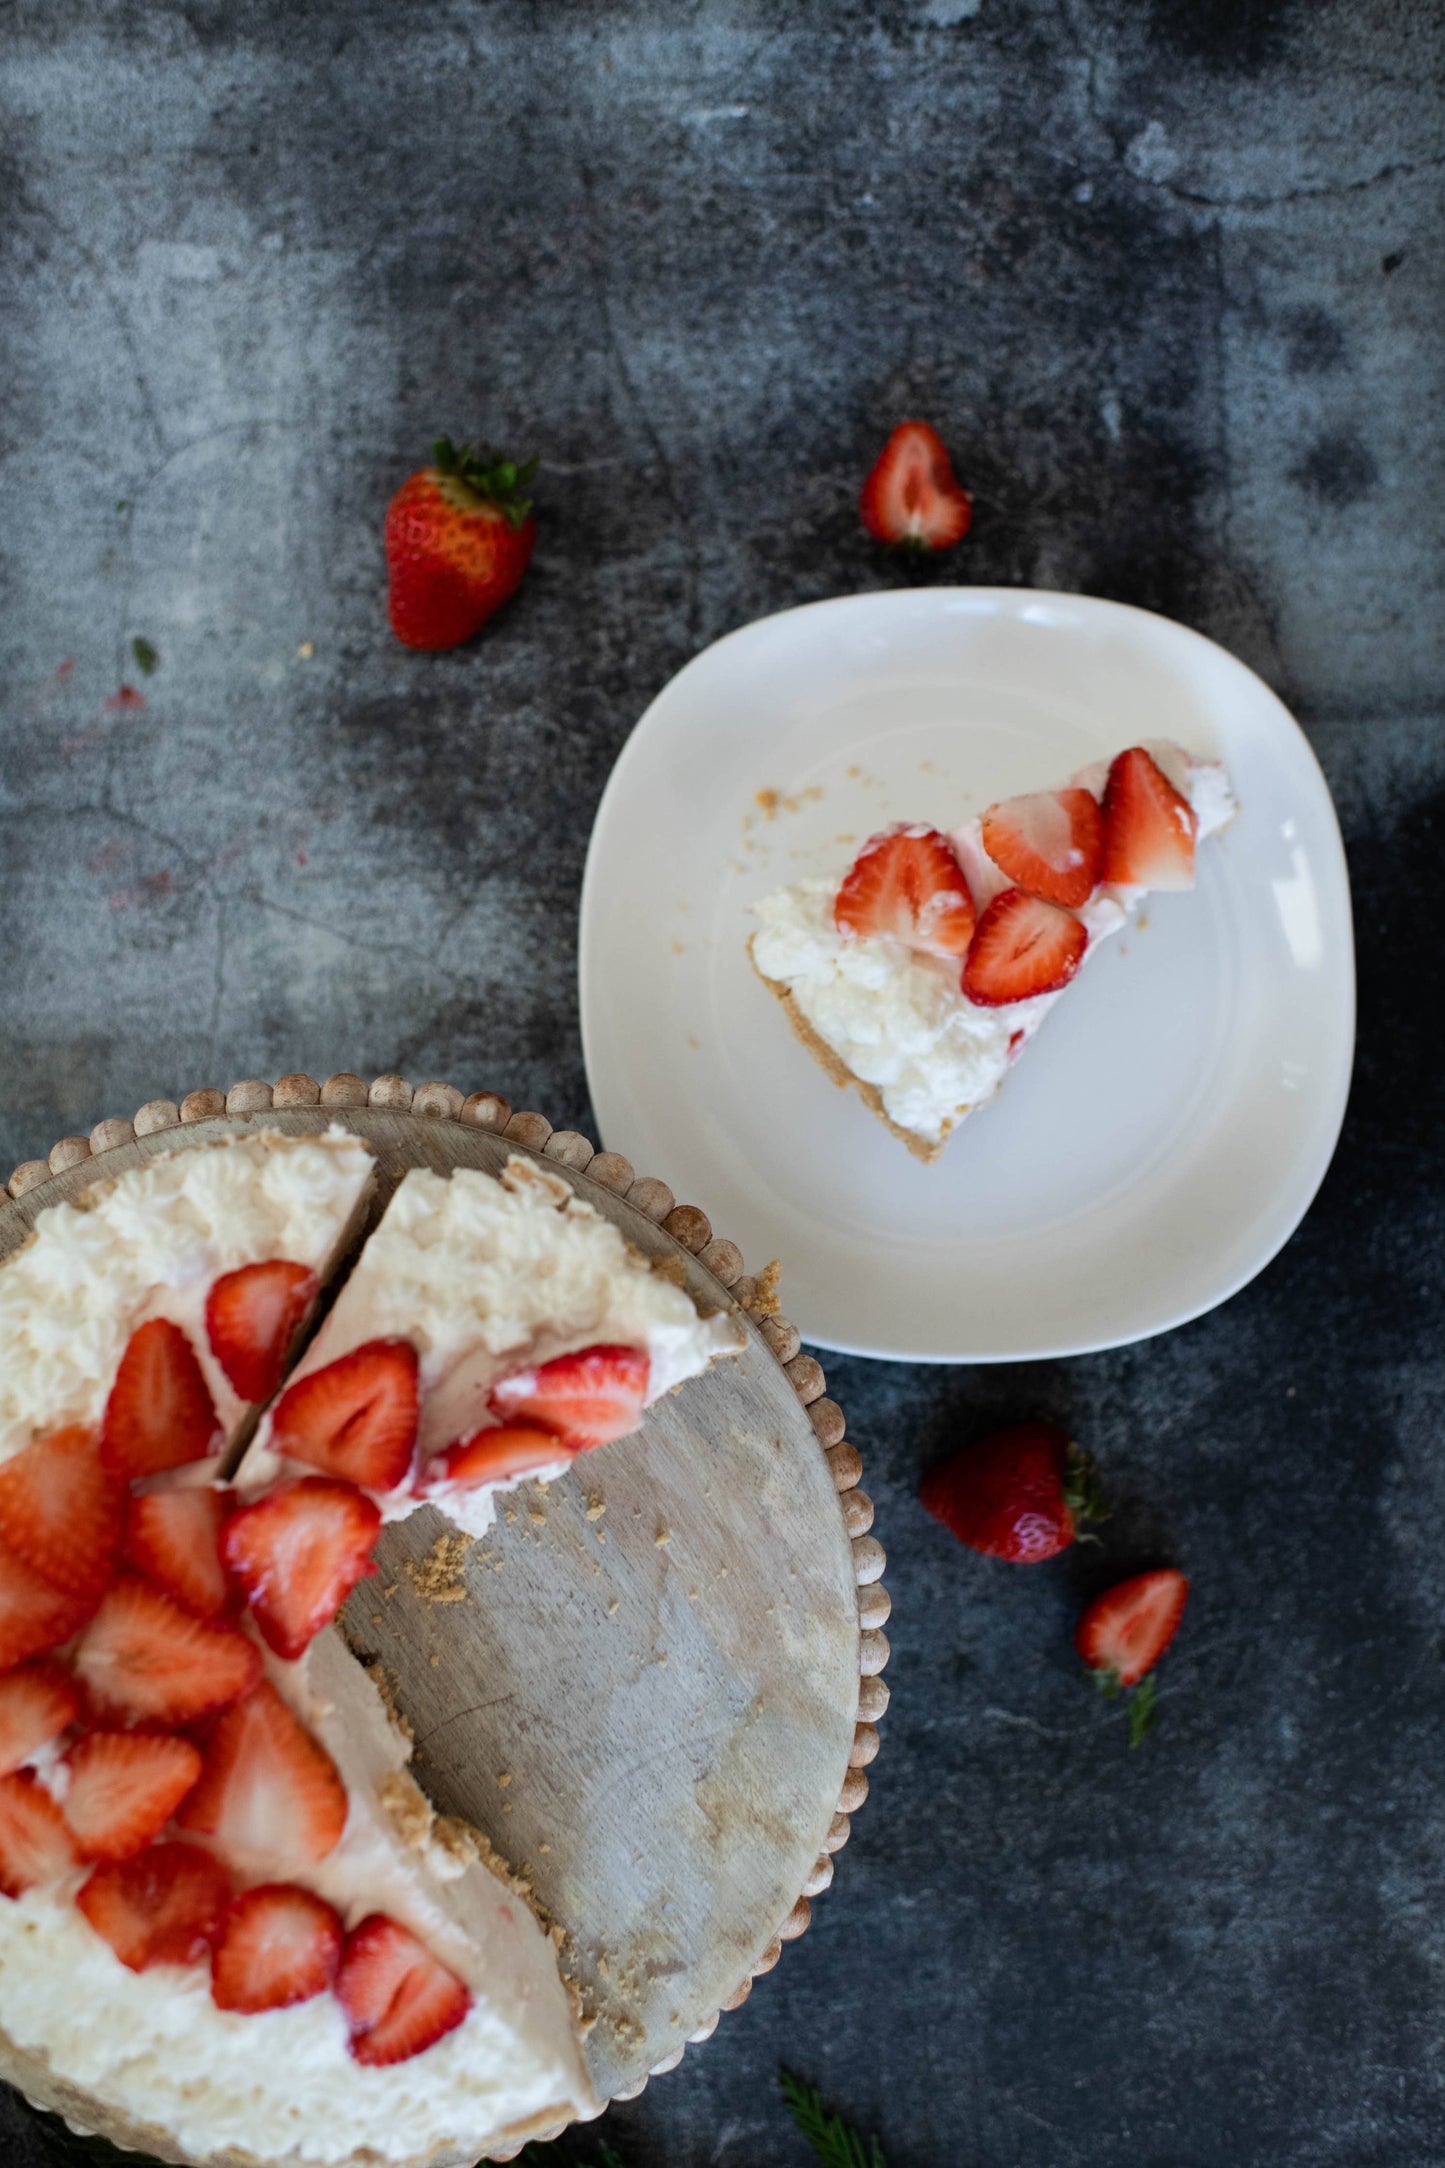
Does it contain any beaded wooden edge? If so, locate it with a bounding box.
[4,1073,889,2139]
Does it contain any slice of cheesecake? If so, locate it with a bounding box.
[750,741,1236,1162]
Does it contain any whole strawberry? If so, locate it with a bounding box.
[384,437,537,650]
[920,1421,1105,1563]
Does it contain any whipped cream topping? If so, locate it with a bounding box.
[750,744,1236,1147]
[0,1626,593,2163]
[0,1130,375,1467]
[242,1154,745,1536]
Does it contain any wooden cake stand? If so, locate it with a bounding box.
[0,1074,890,2160]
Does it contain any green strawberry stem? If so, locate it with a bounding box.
[432,434,538,530]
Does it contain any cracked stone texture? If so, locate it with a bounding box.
[1,2,1442,2163]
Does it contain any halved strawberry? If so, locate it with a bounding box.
[490,1344,649,1451]
[206,1261,320,1405]
[269,1340,420,1492]
[0,1425,123,1601]
[834,825,977,959]
[336,1912,473,2067]
[222,1478,380,1661]
[211,1882,344,2013]
[980,788,1104,910]
[76,1840,230,1970]
[72,1577,261,1728]
[420,1422,570,1497]
[101,1319,221,1481]
[859,421,972,550]
[0,1661,80,1777]
[1100,746,1197,890]
[961,888,1087,1007]
[124,1487,235,1623]
[62,1731,203,1862]
[1076,1568,1189,1689]
[0,1536,102,1671]
[0,1770,79,1896]
[177,1681,347,1863]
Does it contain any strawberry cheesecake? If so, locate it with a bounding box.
[0,1133,743,2165]
[750,741,1236,1160]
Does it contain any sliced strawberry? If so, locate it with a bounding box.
[269,1340,420,1492]
[206,1261,320,1406]
[62,1731,203,1862]
[859,420,972,550]
[211,1882,344,2013]
[72,1576,261,1728]
[222,1478,380,1661]
[0,1661,80,1777]
[177,1680,347,1863]
[420,1422,571,1497]
[0,1770,79,1896]
[124,1487,235,1622]
[490,1344,649,1451]
[0,1425,123,1602]
[1076,1568,1189,1689]
[1100,746,1197,891]
[961,888,1087,1007]
[336,1912,473,2067]
[834,825,977,959]
[981,788,1104,910]
[0,1536,101,1671]
[101,1319,222,1481]
[76,1840,230,1970]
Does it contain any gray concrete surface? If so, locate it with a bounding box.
[2,3,1443,2163]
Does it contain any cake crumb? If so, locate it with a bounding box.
[405,1531,473,1604]
[744,1258,783,1319]
[379,1770,434,1851]
[429,1653,440,1668]
[586,1495,606,1521]
[539,1841,551,1854]
[755,787,780,818]
[498,1772,511,1788]
[529,1507,546,1526]
[607,1596,619,1615]
[655,1527,671,1548]
[649,1251,689,1287]
[297,640,315,659]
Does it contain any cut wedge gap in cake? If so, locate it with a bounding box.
[749,740,1237,1162]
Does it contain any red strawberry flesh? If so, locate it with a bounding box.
[72,1576,260,1727]
[101,1319,221,1480]
[834,825,977,958]
[1100,747,1198,891]
[77,1840,230,1970]
[223,1477,380,1661]
[336,1911,473,2066]
[177,1680,347,1864]
[1076,1568,1189,1688]
[0,1536,103,1671]
[980,788,1104,910]
[962,887,1087,1007]
[62,1731,203,1862]
[420,1422,571,1496]
[921,1422,1081,1564]
[489,1344,649,1450]
[0,1425,122,1601]
[0,1661,80,1778]
[124,1487,235,1622]
[269,1339,420,1492]
[206,1261,320,1405]
[0,1770,79,1897]
[211,1881,344,2013]
[859,421,972,550]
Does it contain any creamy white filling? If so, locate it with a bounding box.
[242,1155,744,1537]
[0,1130,375,1465]
[750,745,1235,1146]
[0,1627,592,2163]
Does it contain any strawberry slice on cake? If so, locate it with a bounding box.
[750,740,1236,1160]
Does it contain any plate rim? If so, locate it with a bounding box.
[580,586,1358,1363]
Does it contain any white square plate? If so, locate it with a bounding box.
[579,589,1354,1361]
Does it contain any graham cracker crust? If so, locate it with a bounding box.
[747,935,957,1164]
